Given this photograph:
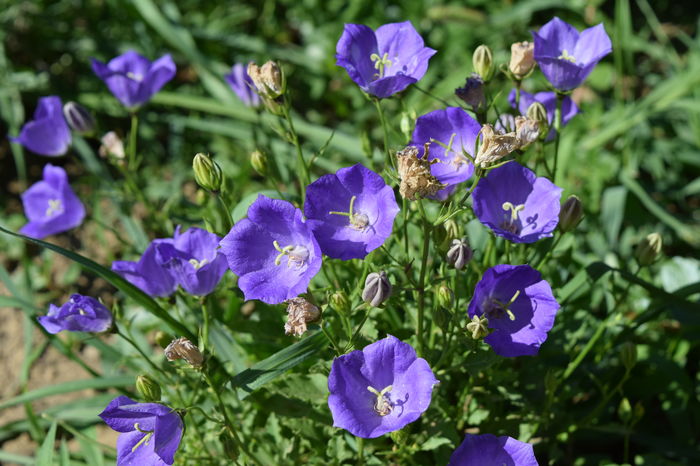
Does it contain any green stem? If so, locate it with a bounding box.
[505,241,511,264]
[459,172,482,206]
[115,326,171,382]
[214,192,234,233]
[534,233,564,269]
[373,98,395,170]
[128,113,138,170]
[201,297,211,354]
[281,98,309,199]
[552,94,563,184]
[345,305,371,352]
[412,84,452,107]
[416,200,432,357]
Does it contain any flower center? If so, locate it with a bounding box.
[45,199,64,217]
[188,258,209,270]
[273,240,309,268]
[131,423,154,452]
[558,49,576,63]
[370,52,392,79]
[328,196,370,231]
[500,201,525,234]
[483,290,521,321]
[78,308,87,316]
[367,385,393,416]
[126,71,144,82]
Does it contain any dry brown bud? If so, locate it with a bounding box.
[164,337,204,368]
[515,116,540,148]
[247,61,284,98]
[396,144,446,200]
[98,131,125,160]
[284,297,320,337]
[474,125,520,167]
[509,41,535,78]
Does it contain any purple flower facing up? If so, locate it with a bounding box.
[38,294,112,334]
[472,161,562,243]
[336,21,436,98]
[224,63,261,107]
[11,96,71,156]
[99,396,183,466]
[20,164,85,239]
[220,195,322,304]
[448,433,539,466]
[91,50,176,109]
[410,107,482,200]
[304,164,399,260]
[112,239,178,298]
[532,17,612,91]
[508,89,579,140]
[468,264,559,357]
[328,335,439,438]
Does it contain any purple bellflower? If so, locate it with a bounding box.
[508,89,579,140]
[38,294,113,334]
[91,50,176,109]
[11,96,71,156]
[532,17,612,91]
[336,21,436,98]
[410,107,481,200]
[112,239,178,298]
[328,335,439,438]
[304,163,399,260]
[472,161,562,243]
[220,195,322,304]
[20,164,85,239]
[449,433,539,466]
[468,264,559,357]
[99,396,183,466]
[224,63,261,107]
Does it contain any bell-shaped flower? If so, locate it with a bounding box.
[99,396,183,466]
[335,21,436,98]
[220,195,322,304]
[472,161,562,243]
[532,17,612,91]
[410,107,481,200]
[328,335,439,438]
[508,89,579,140]
[304,163,399,260]
[224,63,261,107]
[112,239,178,298]
[20,164,85,239]
[91,50,176,109]
[467,264,559,357]
[11,96,71,156]
[38,294,113,334]
[448,433,539,465]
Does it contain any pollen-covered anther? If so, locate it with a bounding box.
[558,49,576,63]
[370,52,392,79]
[188,258,209,270]
[273,240,309,268]
[367,385,393,416]
[329,195,370,231]
[45,199,64,217]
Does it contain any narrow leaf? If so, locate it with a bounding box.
[36,421,57,465]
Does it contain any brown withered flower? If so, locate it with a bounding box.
[508,41,535,79]
[164,337,204,368]
[284,297,320,337]
[474,125,520,168]
[396,144,445,200]
[514,116,540,148]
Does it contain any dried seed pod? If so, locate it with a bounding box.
[396,144,445,200]
[164,337,204,368]
[284,297,320,337]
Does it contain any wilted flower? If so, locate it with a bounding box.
[455,73,485,110]
[112,239,178,298]
[11,96,71,156]
[220,195,322,304]
[410,107,481,200]
[305,164,399,260]
[91,50,176,109]
[20,164,85,239]
[224,63,261,107]
[472,44,494,81]
[468,264,559,357]
[247,61,284,99]
[99,131,126,160]
[474,124,520,168]
[336,21,436,99]
[448,433,539,465]
[99,396,183,465]
[62,101,95,135]
[532,17,612,91]
[472,161,562,243]
[514,116,540,147]
[284,297,320,337]
[509,41,536,78]
[328,335,439,438]
[509,89,579,141]
[446,238,473,270]
[362,271,392,307]
[165,337,204,368]
[396,145,445,201]
[37,294,112,334]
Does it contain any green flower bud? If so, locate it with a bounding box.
[472,45,494,82]
[526,101,549,139]
[136,374,161,402]
[193,153,223,193]
[558,195,583,233]
[154,331,172,349]
[633,401,645,423]
[635,232,663,266]
[219,431,239,460]
[250,150,268,176]
[436,284,454,309]
[390,427,410,445]
[434,307,453,333]
[329,290,350,315]
[618,397,632,424]
[620,341,637,371]
[63,101,96,135]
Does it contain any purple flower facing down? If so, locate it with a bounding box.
[410,107,481,200]
[472,161,562,243]
[112,239,178,298]
[468,264,559,357]
[11,96,71,156]
[532,17,612,91]
[224,63,261,107]
[328,335,439,438]
[38,294,112,334]
[508,89,579,140]
[91,50,176,109]
[99,396,183,466]
[449,433,539,466]
[220,195,322,304]
[336,21,436,98]
[154,226,228,296]
[304,164,399,260]
[20,164,85,239]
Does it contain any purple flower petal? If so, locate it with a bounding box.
[112,239,178,297]
[224,63,261,107]
[508,89,579,141]
[449,433,539,466]
[335,23,379,90]
[37,294,112,334]
[11,96,71,156]
[374,21,436,81]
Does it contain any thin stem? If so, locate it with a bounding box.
[412,84,452,107]
[534,233,564,269]
[214,192,234,233]
[128,113,138,170]
[505,241,511,264]
[357,437,365,465]
[344,305,371,352]
[459,173,482,206]
[552,93,563,184]
[373,98,395,170]
[416,200,432,357]
[281,98,310,199]
[115,326,171,382]
[201,297,211,354]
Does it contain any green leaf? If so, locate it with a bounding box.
[0,225,194,340]
[36,421,57,465]
[0,451,34,465]
[231,331,328,399]
[420,436,452,451]
[600,185,627,247]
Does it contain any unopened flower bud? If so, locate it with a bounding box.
[515,116,539,148]
[620,341,637,371]
[618,397,632,424]
[434,307,453,333]
[466,314,489,339]
[98,131,125,161]
[63,101,95,135]
[390,427,410,445]
[559,195,583,233]
[526,102,548,130]
[455,73,486,110]
[362,271,392,307]
[329,290,350,315]
[220,431,239,460]
[443,219,460,244]
[633,402,645,423]
[508,41,535,79]
[154,331,172,348]
[635,233,663,266]
[165,337,204,368]
[436,284,454,309]
[472,45,494,81]
[250,150,268,176]
[136,374,162,402]
[284,297,320,337]
[247,61,284,99]
[193,153,223,193]
[446,238,473,270]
